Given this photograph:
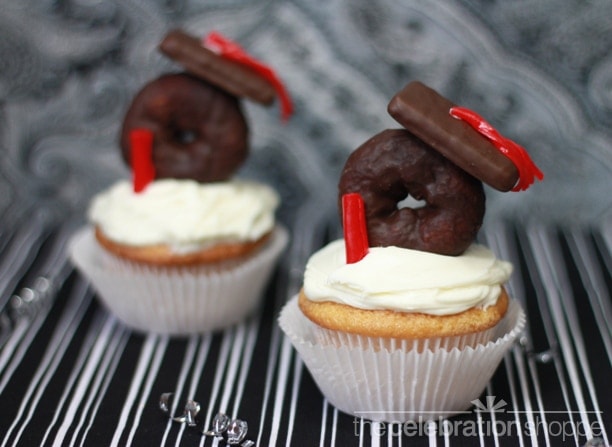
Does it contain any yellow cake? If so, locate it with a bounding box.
[298,288,509,340]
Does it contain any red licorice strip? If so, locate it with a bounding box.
[449,106,544,191]
[203,31,294,122]
[130,128,155,193]
[342,193,369,264]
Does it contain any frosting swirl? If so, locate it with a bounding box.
[303,239,512,315]
[88,179,278,252]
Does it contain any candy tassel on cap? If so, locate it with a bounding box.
[449,106,544,191]
[203,31,294,122]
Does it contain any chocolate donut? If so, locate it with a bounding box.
[120,72,248,183]
[338,129,485,256]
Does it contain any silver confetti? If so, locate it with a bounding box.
[160,394,256,445]
[159,393,173,414]
[173,399,200,426]
[226,419,248,445]
[213,412,231,433]
[201,412,231,437]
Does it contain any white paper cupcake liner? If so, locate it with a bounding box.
[279,295,525,422]
[69,225,288,335]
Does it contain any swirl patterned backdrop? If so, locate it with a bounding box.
[1,0,611,230]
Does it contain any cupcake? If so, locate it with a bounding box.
[88,178,279,267]
[279,81,542,422]
[70,29,292,335]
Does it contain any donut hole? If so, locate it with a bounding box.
[173,129,198,145]
[397,193,427,210]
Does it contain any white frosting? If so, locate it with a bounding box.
[303,239,513,315]
[88,179,279,252]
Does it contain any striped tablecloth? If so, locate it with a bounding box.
[0,214,610,447]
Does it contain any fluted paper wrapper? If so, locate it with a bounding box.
[69,226,288,335]
[279,295,525,422]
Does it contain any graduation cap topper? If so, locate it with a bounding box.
[159,29,293,121]
[388,81,543,192]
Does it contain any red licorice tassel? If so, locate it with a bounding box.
[342,193,369,264]
[203,31,293,122]
[449,106,544,191]
[130,128,155,193]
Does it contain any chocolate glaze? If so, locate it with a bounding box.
[388,81,519,192]
[339,129,485,256]
[159,29,276,105]
[120,73,249,183]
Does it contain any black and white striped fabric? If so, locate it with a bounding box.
[0,213,610,447]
